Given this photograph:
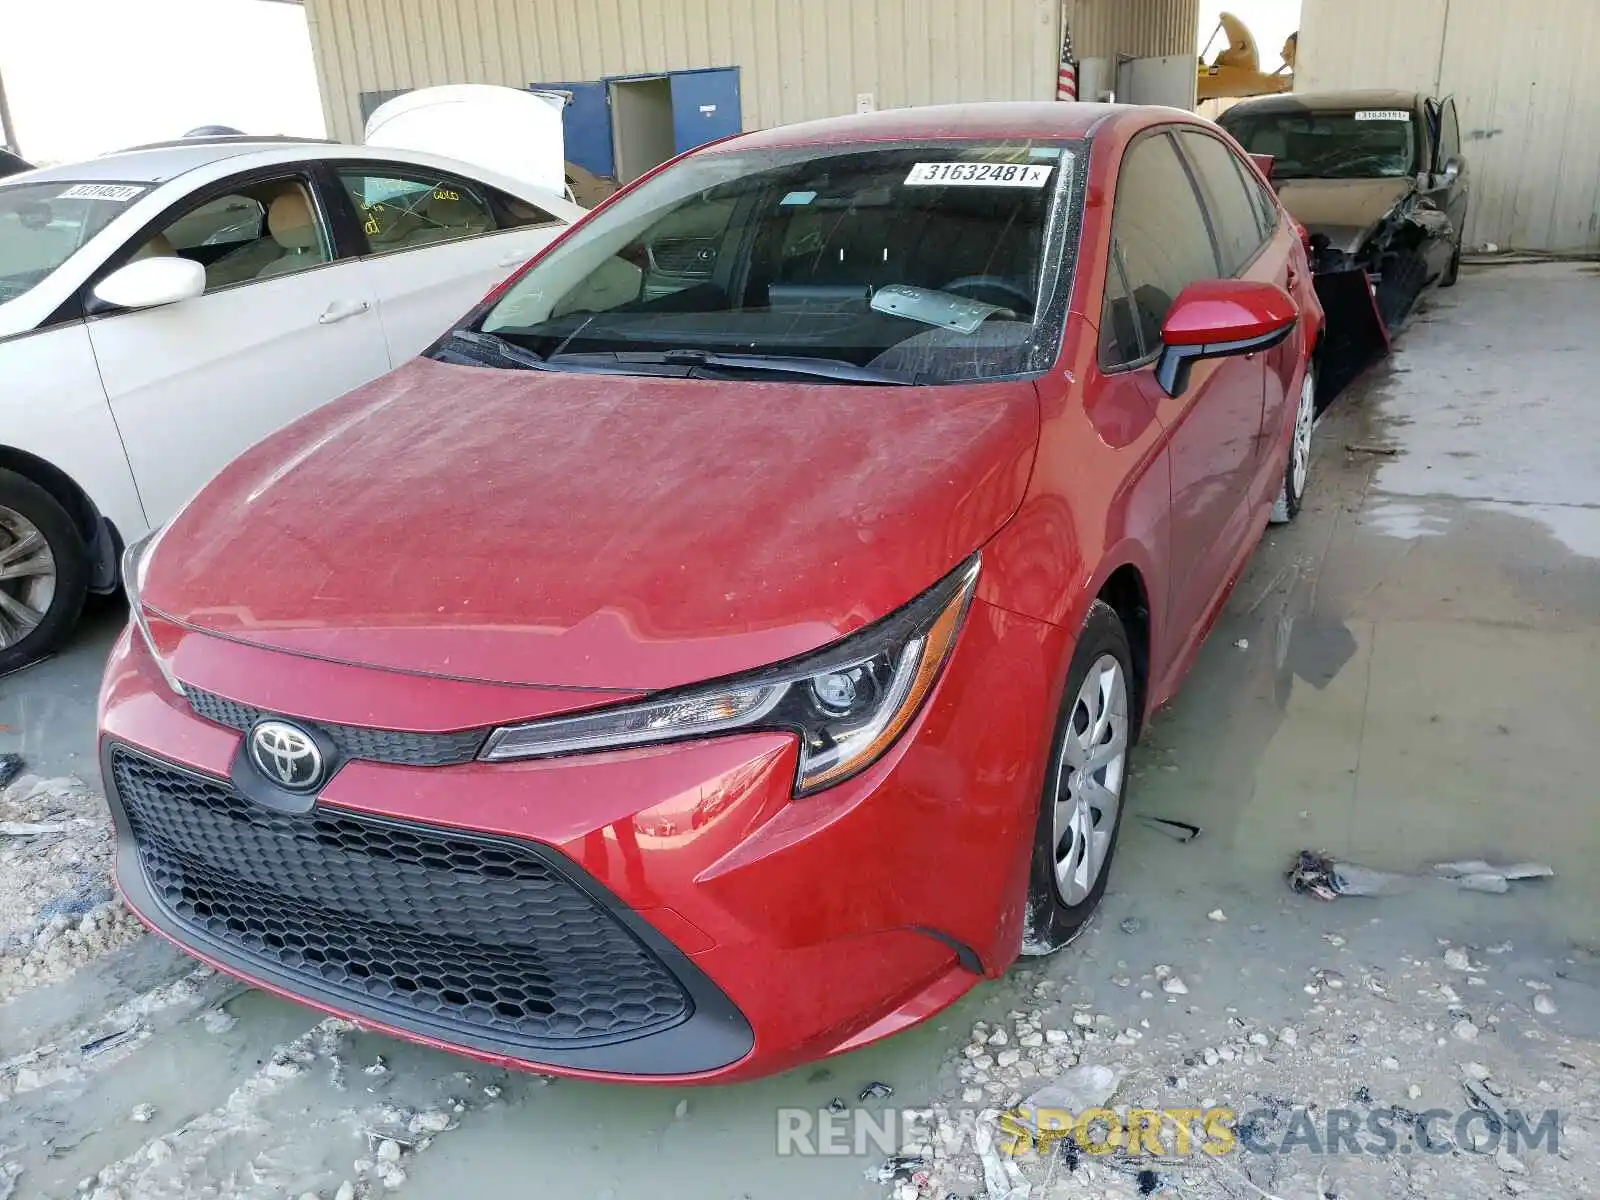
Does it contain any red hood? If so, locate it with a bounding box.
[146,357,1038,691]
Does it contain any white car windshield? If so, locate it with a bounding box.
[450,139,1084,386]
[0,181,152,305]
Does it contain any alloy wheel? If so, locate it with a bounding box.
[1050,654,1129,906]
[1291,373,1314,497]
[0,505,56,650]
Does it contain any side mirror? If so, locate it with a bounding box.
[92,256,206,312]
[1155,279,1298,397]
[1248,152,1276,182]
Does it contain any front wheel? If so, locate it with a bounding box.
[0,469,88,674]
[1021,600,1134,955]
[1270,368,1315,525]
[1440,237,1462,287]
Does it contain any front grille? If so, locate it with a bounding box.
[186,689,487,766]
[111,747,691,1048]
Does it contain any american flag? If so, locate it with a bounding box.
[1056,3,1077,101]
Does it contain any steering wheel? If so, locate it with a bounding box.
[941,275,1035,315]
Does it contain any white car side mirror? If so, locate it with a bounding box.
[93,257,206,311]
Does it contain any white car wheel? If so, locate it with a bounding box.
[1270,369,1315,525]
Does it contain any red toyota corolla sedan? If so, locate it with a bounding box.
[99,103,1322,1083]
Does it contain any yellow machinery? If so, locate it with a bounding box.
[1197,13,1295,102]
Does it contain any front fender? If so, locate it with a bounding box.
[0,323,148,544]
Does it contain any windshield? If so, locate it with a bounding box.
[457,139,1084,385]
[1221,109,1417,180]
[0,180,151,305]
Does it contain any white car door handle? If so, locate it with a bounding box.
[497,252,527,268]
[318,300,371,325]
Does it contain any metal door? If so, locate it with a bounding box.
[668,68,741,154]
[529,81,614,179]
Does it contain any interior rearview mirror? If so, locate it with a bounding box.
[1155,279,1298,397]
[92,256,207,312]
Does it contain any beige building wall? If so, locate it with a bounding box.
[1298,0,1600,251]
[306,0,1198,143]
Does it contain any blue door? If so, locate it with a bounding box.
[529,81,614,179]
[668,68,742,154]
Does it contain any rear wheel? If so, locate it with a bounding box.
[0,469,88,674]
[1270,368,1315,525]
[1021,601,1134,955]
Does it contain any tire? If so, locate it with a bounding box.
[1270,367,1315,525]
[1021,600,1135,955]
[1440,237,1462,287]
[0,469,89,674]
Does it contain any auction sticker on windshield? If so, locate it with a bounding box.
[904,162,1053,187]
[1354,110,1410,121]
[57,183,146,202]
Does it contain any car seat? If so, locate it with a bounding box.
[405,190,492,246]
[254,189,327,279]
[128,233,177,261]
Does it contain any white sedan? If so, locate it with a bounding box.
[0,138,583,670]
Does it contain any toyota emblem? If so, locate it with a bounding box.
[248,720,325,792]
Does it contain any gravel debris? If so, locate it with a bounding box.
[0,775,143,1002]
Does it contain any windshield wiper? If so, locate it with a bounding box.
[557,348,912,386]
[430,328,552,371]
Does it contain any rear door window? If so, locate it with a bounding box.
[1102,132,1220,366]
[1177,130,1269,275]
[338,169,496,253]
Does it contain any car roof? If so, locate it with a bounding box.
[715,101,1151,152]
[1222,89,1423,117]
[14,139,339,185]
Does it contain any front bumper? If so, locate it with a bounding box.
[98,598,1066,1082]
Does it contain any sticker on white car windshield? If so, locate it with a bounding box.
[1354,110,1411,121]
[904,162,1054,187]
[57,183,145,202]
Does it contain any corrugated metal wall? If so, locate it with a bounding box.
[307,0,1197,144]
[1299,0,1600,251]
[1069,0,1198,63]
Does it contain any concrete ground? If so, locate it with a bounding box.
[2,262,1598,1199]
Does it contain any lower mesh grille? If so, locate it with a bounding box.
[110,747,691,1047]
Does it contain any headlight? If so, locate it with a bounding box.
[122,528,184,696]
[480,556,979,795]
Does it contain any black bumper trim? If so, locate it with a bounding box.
[102,740,754,1077]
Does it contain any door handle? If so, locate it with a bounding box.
[318,299,371,325]
[497,252,527,269]
[1286,265,1300,290]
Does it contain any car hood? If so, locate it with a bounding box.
[1275,177,1415,255]
[145,357,1039,692]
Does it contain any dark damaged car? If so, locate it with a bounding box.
[1220,89,1468,398]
